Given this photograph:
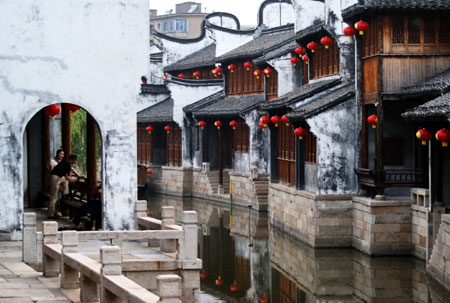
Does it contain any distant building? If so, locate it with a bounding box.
[150,2,207,39]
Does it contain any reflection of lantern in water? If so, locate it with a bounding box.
[199,271,207,279]
[215,276,223,285]
[230,280,239,291]
[259,293,269,303]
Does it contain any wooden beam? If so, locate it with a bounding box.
[42,111,50,192]
[61,104,71,158]
[87,113,97,197]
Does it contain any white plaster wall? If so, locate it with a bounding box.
[268,54,298,96]
[292,0,324,32]
[245,110,270,174]
[0,0,148,237]
[136,93,170,112]
[213,29,254,58]
[207,16,239,29]
[262,2,295,28]
[341,0,358,10]
[160,37,213,66]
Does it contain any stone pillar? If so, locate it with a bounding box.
[182,211,198,260]
[42,221,59,277]
[23,213,37,263]
[135,200,147,229]
[161,206,176,253]
[61,231,80,289]
[100,246,122,303]
[157,275,182,303]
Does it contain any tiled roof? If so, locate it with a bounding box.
[164,44,216,72]
[192,94,265,118]
[401,68,450,96]
[137,98,173,123]
[402,92,450,121]
[259,78,341,110]
[343,0,450,19]
[287,82,355,120]
[253,39,297,65]
[140,84,170,95]
[216,25,295,62]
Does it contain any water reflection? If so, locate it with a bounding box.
[144,194,450,303]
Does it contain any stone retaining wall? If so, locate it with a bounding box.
[427,214,450,293]
[411,204,428,260]
[230,172,269,211]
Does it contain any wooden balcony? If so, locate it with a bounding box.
[355,168,425,197]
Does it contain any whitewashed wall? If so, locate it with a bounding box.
[0,0,148,238]
[212,28,254,58]
[291,0,325,32]
[207,15,239,29]
[160,38,213,67]
[268,54,299,97]
[261,2,295,28]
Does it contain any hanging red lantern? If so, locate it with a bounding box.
[214,120,223,129]
[146,169,152,175]
[216,66,223,76]
[65,104,81,116]
[164,125,172,133]
[260,116,270,125]
[294,127,307,139]
[44,104,61,120]
[163,74,168,81]
[259,122,267,131]
[198,121,206,129]
[367,115,378,128]
[281,115,289,126]
[177,73,185,79]
[307,41,318,53]
[295,46,305,56]
[229,120,238,130]
[228,64,236,72]
[211,68,218,77]
[141,76,147,84]
[435,128,450,147]
[253,69,262,79]
[230,280,239,292]
[193,71,201,79]
[263,68,273,77]
[259,293,269,303]
[344,26,357,38]
[200,271,207,279]
[244,61,252,71]
[302,55,309,64]
[320,36,332,49]
[215,276,223,286]
[416,128,433,145]
[271,115,281,127]
[290,57,300,66]
[145,125,154,134]
[354,20,369,35]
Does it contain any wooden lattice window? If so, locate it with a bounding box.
[267,69,278,99]
[392,18,405,44]
[277,123,295,186]
[304,127,317,164]
[424,17,436,44]
[408,17,421,44]
[439,18,450,44]
[166,124,182,167]
[311,39,339,79]
[233,119,249,153]
[278,272,296,303]
[226,61,264,95]
[362,16,379,57]
[137,126,152,165]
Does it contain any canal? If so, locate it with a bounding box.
[144,194,450,303]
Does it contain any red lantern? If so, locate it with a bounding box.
[44,104,61,120]
[302,55,309,64]
[146,169,152,175]
[230,280,239,292]
[260,116,270,125]
[145,125,154,134]
[214,120,223,129]
[216,66,223,76]
[259,293,269,303]
[354,20,369,35]
[141,76,147,84]
[215,276,223,286]
[320,36,332,49]
[281,115,289,126]
[244,61,252,71]
[229,120,238,130]
[164,125,172,133]
[65,104,81,116]
[163,74,168,81]
[367,115,378,128]
[307,41,318,53]
[193,71,201,79]
[294,127,307,139]
[259,122,267,131]
[344,26,357,38]
[295,46,305,56]
[198,121,206,129]
[416,128,433,145]
[212,68,217,77]
[177,73,185,79]
[290,57,300,66]
[271,115,281,127]
[200,271,207,279]
[263,68,273,77]
[436,128,450,147]
[253,69,262,79]
[228,64,236,72]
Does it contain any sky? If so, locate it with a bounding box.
[149,0,264,26]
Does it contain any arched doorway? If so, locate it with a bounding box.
[23,103,102,226]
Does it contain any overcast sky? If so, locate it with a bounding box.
[149,0,264,26]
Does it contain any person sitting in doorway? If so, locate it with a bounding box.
[48,154,79,219]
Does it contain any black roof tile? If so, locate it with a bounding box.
[140,84,170,95]
[401,68,450,96]
[402,92,450,121]
[137,98,173,123]
[164,44,216,72]
[192,94,265,118]
[253,39,297,65]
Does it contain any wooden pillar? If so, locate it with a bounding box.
[87,113,97,196]
[61,104,71,158]
[218,127,223,186]
[375,56,384,196]
[42,112,50,191]
[361,105,368,168]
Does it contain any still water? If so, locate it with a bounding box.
[145,194,450,303]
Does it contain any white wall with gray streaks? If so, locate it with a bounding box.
[0,0,148,238]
